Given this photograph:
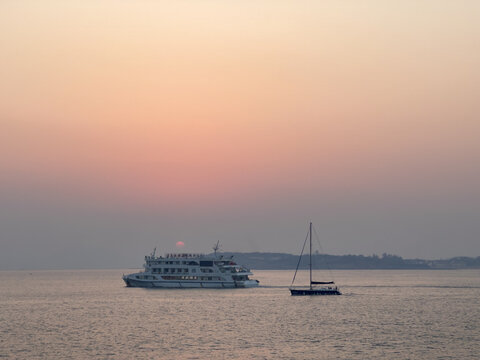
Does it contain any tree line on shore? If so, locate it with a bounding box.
[217,252,480,270]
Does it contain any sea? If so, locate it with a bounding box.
[1,269,479,359]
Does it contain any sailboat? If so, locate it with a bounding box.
[289,222,341,296]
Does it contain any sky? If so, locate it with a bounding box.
[1,1,479,269]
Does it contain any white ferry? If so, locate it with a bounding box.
[123,247,259,288]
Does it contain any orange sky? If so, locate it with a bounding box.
[1,1,479,265]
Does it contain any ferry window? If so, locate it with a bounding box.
[184,269,188,273]
[191,269,196,273]
[200,260,213,267]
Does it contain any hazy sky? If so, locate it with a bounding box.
[1,1,479,269]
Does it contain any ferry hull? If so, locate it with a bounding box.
[123,275,259,289]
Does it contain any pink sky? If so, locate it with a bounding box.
[1,1,479,268]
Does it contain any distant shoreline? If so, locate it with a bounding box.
[2,252,479,271]
[217,252,480,270]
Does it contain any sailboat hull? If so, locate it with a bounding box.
[290,288,341,296]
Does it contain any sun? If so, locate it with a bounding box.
[176,241,185,249]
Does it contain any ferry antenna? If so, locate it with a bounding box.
[213,240,221,257]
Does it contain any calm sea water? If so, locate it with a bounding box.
[1,269,479,359]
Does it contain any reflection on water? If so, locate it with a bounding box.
[1,269,479,359]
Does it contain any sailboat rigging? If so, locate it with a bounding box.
[289,222,341,296]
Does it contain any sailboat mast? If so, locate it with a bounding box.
[309,221,312,290]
